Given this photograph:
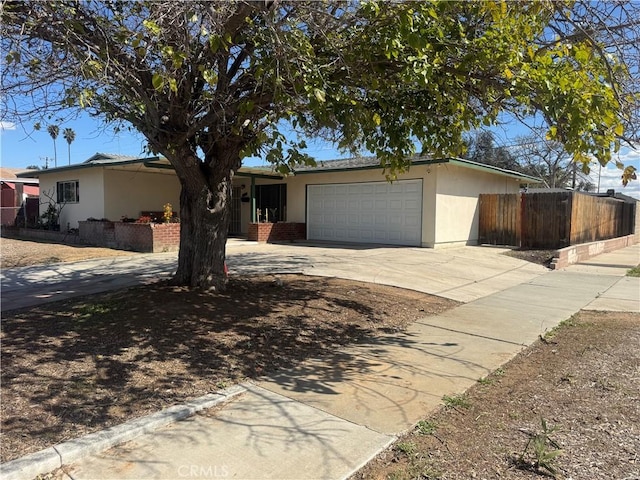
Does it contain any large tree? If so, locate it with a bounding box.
[62,127,76,165]
[46,124,59,167]
[1,1,635,289]
[462,131,519,171]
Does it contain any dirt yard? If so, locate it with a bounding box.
[2,238,638,479]
[0,237,136,268]
[0,275,459,463]
[353,310,640,480]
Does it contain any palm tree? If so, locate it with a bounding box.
[47,124,59,167]
[62,128,76,165]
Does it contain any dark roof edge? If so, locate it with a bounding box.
[448,158,542,183]
[293,157,449,175]
[294,156,542,183]
[16,156,155,177]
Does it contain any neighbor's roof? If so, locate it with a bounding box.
[1,167,40,183]
[16,153,158,178]
[294,155,542,183]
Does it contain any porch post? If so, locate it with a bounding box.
[250,176,256,223]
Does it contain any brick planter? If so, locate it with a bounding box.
[79,221,116,247]
[78,221,180,253]
[150,223,181,253]
[248,222,306,243]
[113,222,180,253]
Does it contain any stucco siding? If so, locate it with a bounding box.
[39,169,105,229]
[433,164,522,247]
[102,167,181,221]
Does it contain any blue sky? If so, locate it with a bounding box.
[1,113,638,199]
[0,113,341,169]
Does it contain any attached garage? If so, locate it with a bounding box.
[306,179,423,246]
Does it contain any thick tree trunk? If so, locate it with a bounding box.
[171,169,233,290]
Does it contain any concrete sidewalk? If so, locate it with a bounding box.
[2,244,638,480]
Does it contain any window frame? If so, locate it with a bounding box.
[56,180,79,204]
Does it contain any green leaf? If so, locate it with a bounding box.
[142,19,160,36]
[614,124,623,136]
[152,73,164,91]
[209,36,221,53]
[313,88,326,103]
[372,112,382,126]
[574,46,590,63]
[203,69,217,85]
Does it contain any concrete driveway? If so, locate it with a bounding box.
[226,241,548,302]
[1,240,547,312]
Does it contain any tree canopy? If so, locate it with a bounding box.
[2,0,637,288]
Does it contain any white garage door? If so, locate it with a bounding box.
[307,179,423,246]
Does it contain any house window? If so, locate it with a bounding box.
[56,180,79,203]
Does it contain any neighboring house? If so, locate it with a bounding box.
[0,168,39,226]
[19,153,540,248]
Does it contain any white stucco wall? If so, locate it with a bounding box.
[38,168,105,229]
[102,167,181,221]
[432,163,522,247]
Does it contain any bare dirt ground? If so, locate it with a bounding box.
[0,237,136,268]
[0,275,459,463]
[353,311,640,480]
[503,248,556,267]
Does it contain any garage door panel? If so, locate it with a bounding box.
[403,182,420,193]
[388,231,403,242]
[307,179,422,246]
[362,198,375,208]
[389,199,403,210]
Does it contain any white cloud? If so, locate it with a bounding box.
[0,121,16,131]
[588,147,640,199]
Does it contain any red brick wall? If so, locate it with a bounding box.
[80,222,179,253]
[5,222,181,252]
[79,221,116,247]
[111,223,154,252]
[151,223,181,252]
[247,222,306,243]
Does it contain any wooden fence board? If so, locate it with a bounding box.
[479,191,635,249]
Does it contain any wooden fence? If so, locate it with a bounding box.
[479,191,637,249]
